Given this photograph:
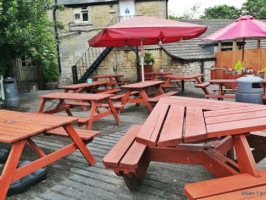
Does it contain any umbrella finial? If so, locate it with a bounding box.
[236,15,254,22]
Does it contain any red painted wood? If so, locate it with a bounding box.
[39,92,113,101]
[184,170,266,200]
[184,107,207,143]
[206,110,266,125]
[27,138,46,157]
[199,185,266,200]
[119,141,147,170]
[93,74,124,79]
[58,81,109,90]
[233,135,260,177]
[204,105,265,118]
[103,125,142,168]
[148,91,178,102]
[164,74,203,80]
[206,117,266,138]
[121,81,165,89]
[139,90,154,112]
[136,104,169,146]
[157,105,184,147]
[0,140,26,200]
[47,127,100,140]
[205,94,235,99]
[106,98,120,125]
[64,124,96,165]
[203,149,239,178]
[147,146,203,164]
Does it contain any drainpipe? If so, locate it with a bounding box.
[53,0,62,74]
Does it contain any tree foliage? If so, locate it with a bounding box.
[241,0,266,19]
[0,0,59,82]
[201,5,241,19]
[200,0,266,19]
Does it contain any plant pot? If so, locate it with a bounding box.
[44,82,58,90]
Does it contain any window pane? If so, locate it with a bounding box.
[83,13,88,21]
[75,13,80,19]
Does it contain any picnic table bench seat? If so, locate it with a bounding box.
[63,101,123,110]
[98,89,121,94]
[195,82,210,88]
[148,91,178,102]
[205,94,236,99]
[103,125,149,191]
[30,112,89,124]
[46,127,100,141]
[184,170,266,200]
[248,131,266,163]
[111,91,140,101]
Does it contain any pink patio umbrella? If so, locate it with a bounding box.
[89,16,207,81]
[203,15,266,68]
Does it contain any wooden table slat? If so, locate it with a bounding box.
[58,81,109,89]
[184,107,207,143]
[157,105,184,147]
[136,103,169,146]
[121,81,165,89]
[206,110,266,125]
[39,92,113,101]
[207,116,266,138]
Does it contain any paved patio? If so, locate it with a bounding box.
[2,84,265,200]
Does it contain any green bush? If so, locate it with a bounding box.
[144,52,155,65]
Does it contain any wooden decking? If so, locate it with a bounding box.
[4,86,265,200]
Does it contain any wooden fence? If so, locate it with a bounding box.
[215,49,266,71]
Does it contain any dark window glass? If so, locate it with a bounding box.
[83,13,88,21]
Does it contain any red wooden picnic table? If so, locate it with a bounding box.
[59,81,111,93]
[119,81,177,112]
[38,92,120,130]
[92,74,125,89]
[0,110,100,200]
[207,79,237,99]
[103,96,266,197]
[144,71,172,80]
[163,74,210,95]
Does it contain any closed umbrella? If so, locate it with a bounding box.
[89,16,207,81]
[203,15,266,69]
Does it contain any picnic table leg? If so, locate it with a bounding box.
[123,158,150,191]
[121,89,131,106]
[195,77,210,95]
[106,97,120,124]
[181,80,185,92]
[233,134,260,178]
[158,86,165,95]
[38,98,46,112]
[0,139,26,200]
[63,124,96,165]
[139,90,154,112]
[86,100,97,130]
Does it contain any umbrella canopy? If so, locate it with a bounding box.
[89,16,207,81]
[203,15,266,69]
[203,15,266,41]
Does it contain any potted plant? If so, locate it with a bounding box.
[234,60,242,74]
[138,52,155,80]
[42,58,59,90]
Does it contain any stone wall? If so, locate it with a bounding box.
[95,47,214,83]
[135,1,167,18]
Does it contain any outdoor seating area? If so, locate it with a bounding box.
[1,1,266,199]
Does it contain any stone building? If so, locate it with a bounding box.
[55,0,169,85]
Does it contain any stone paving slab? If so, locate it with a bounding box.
[2,84,265,200]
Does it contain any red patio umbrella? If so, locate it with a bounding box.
[203,15,266,68]
[89,16,207,81]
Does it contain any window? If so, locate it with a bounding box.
[21,56,32,67]
[74,7,89,22]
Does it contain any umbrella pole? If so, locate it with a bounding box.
[242,38,245,70]
[140,40,145,82]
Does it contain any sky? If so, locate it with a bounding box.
[168,0,247,18]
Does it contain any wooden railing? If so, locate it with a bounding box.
[215,49,266,70]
